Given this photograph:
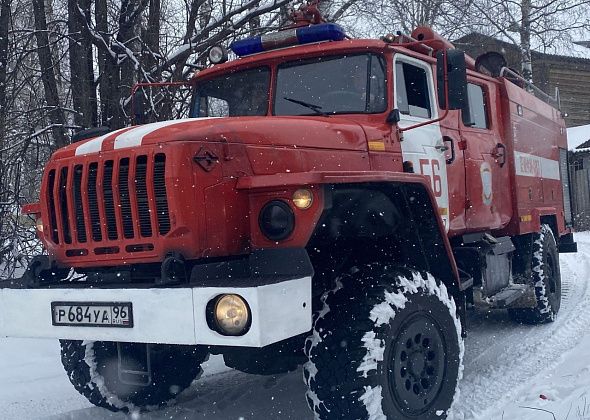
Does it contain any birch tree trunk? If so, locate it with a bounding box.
[520,0,533,85]
[95,0,117,127]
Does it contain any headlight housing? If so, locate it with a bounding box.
[208,45,228,64]
[258,200,295,241]
[212,294,251,336]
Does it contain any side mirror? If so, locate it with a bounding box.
[436,49,468,110]
[386,109,401,124]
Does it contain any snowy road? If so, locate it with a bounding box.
[2,233,590,420]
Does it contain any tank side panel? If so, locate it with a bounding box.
[498,79,568,236]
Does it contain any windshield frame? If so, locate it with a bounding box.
[189,50,390,119]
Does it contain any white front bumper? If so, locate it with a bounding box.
[0,277,311,347]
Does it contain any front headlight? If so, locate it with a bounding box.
[258,200,295,241]
[213,294,250,336]
[208,45,228,64]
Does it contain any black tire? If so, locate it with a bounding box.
[303,265,463,420]
[509,224,561,324]
[223,334,306,375]
[60,340,209,413]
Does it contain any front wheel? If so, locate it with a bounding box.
[60,340,209,413]
[304,265,464,419]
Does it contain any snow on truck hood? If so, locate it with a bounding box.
[51,116,368,160]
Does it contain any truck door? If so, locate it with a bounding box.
[394,55,453,231]
[460,81,509,231]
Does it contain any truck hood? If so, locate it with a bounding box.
[53,116,368,160]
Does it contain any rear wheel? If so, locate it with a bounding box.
[509,224,561,324]
[303,265,463,420]
[60,340,208,413]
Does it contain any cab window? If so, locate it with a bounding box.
[463,83,489,129]
[395,61,432,118]
[192,67,270,117]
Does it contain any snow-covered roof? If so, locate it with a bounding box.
[457,32,590,61]
[567,124,590,150]
[541,41,590,60]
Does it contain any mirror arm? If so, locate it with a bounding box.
[399,49,450,133]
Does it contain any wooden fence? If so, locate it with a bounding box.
[570,156,590,230]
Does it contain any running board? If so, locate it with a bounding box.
[487,284,534,308]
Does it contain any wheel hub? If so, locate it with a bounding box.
[408,352,426,377]
[389,313,447,416]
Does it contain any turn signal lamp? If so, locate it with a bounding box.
[213,294,250,335]
[292,189,313,209]
[230,23,346,57]
[36,216,44,233]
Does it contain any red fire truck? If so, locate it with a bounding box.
[0,4,577,419]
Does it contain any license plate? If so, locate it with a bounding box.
[51,302,133,328]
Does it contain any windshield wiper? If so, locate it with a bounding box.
[283,97,329,116]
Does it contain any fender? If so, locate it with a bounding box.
[236,171,460,289]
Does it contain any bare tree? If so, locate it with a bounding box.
[469,0,590,82]
[338,0,473,39]
[32,0,68,148]
[68,0,97,128]
[0,0,10,145]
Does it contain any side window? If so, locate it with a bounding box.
[464,83,489,129]
[369,56,387,113]
[395,61,432,118]
[200,97,229,117]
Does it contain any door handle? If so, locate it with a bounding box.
[443,137,455,164]
[492,143,506,167]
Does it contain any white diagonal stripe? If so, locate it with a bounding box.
[74,127,128,156]
[113,118,220,150]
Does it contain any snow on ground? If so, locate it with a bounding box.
[2,233,590,420]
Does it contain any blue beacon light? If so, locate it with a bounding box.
[230,23,346,57]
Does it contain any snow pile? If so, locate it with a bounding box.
[483,333,590,420]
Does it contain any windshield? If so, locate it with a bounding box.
[275,54,387,115]
[191,54,387,118]
[192,67,270,117]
